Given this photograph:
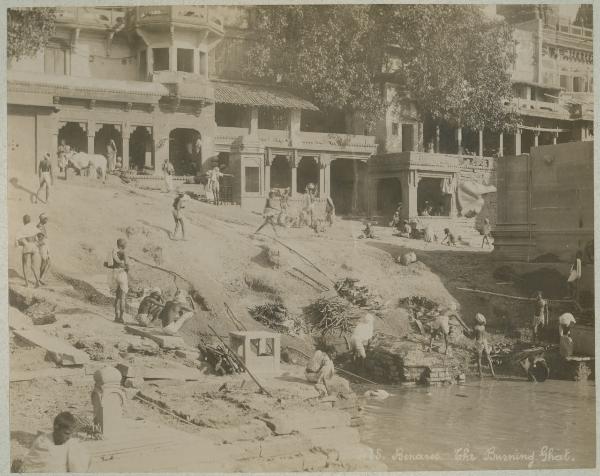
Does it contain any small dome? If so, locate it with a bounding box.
[94,366,122,386]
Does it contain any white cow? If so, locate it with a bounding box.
[67,152,107,183]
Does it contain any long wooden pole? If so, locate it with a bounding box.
[456,286,574,303]
[207,324,273,397]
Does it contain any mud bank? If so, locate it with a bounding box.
[9,283,386,472]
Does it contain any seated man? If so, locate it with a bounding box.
[135,287,165,327]
[398,220,412,238]
[18,412,90,473]
[441,228,457,246]
[305,349,335,397]
[158,290,194,335]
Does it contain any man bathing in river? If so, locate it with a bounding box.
[473,313,495,378]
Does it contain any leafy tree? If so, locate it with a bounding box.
[374,4,518,133]
[8,8,56,61]
[247,5,518,135]
[574,4,592,29]
[246,5,386,128]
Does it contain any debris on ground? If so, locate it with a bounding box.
[248,302,306,336]
[335,278,382,309]
[305,296,358,336]
[73,338,117,361]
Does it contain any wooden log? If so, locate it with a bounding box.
[12,329,90,366]
[124,325,185,349]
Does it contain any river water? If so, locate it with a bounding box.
[359,378,596,470]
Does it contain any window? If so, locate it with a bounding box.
[153,48,169,71]
[391,122,399,136]
[44,46,66,75]
[258,107,288,130]
[139,50,147,79]
[402,125,414,152]
[177,48,194,73]
[215,104,248,128]
[559,75,570,91]
[244,167,260,193]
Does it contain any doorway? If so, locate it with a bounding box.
[270,155,291,190]
[129,126,153,171]
[169,128,202,175]
[330,159,367,214]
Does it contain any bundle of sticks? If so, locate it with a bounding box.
[306,296,356,336]
[198,340,243,375]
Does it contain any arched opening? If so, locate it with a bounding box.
[376,178,402,216]
[129,126,153,172]
[58,122,87,153]
[330,159,367,215]
[417,177,450,216]
[270,155,291,190]
[169,128,201,175]
[94,124,122,159]
[297,156,319,194]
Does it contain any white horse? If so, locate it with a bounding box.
[67,151,107,183]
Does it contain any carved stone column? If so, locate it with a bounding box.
[290,152,298,196]
[87,120,95,154]
[498,132,504,157]
[320,153,332,197]
[91,367,125,439]
[264,151,271,195]
[515,128,522,155]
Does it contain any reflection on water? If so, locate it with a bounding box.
[360,378,596,470]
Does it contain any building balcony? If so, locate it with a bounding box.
[296,132,377,154]
[131,6,224,34]
[215,128,377,155]
[55,7,126,29]
[369,151,494,174]
[506,97,570,119]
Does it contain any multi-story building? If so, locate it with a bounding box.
[498,4,593,153]
[7,6,376,214]
[7,5,593,222]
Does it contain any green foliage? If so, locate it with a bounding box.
[246,5,386,127]
[248,5,519,133]
[375,4,518,132]
[8,8,56,61]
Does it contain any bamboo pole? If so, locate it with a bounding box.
[456,286,574,303]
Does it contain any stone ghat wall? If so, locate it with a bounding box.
[359,334,471,385]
